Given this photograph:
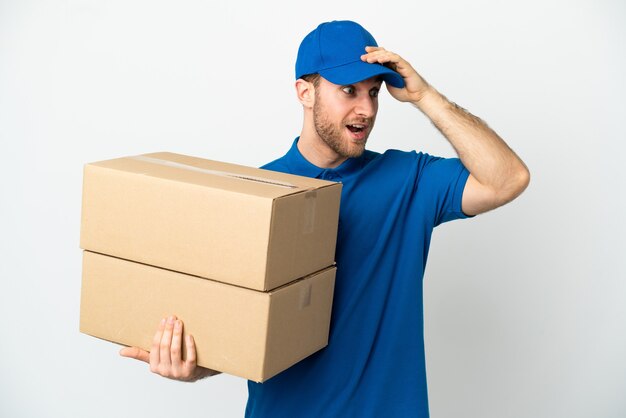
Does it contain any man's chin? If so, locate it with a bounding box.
[342,143,367,159]
[320,133,368,160]
[350,136,369,153]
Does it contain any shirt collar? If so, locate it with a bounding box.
[285,137,365,180]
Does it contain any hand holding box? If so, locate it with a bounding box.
[120,315,220,382]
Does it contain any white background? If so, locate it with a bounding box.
[1,0,625,417]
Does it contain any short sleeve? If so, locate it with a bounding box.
[414,154,473,226]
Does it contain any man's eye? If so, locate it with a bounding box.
[370,89,380,98]
[342,86,355,94]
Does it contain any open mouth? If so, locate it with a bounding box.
[344,120,371,141]
[346,124,369,141]
[346,124,366,134]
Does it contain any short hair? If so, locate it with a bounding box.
[300,73,321,88]
[300,73,384,88]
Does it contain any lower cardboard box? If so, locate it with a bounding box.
[79,250,336,382]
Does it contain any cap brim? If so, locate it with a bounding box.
[319,61,405,88]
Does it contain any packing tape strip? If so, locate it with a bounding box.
[298,282,312,309]
[131,155,298,189]
[303,191,317,234]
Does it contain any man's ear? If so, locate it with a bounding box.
[295,79,315,109]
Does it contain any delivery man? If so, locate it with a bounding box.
[120,20,530,417]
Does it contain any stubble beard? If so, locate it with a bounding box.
[312,97,372,160]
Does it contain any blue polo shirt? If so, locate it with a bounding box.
[246,138,472,418]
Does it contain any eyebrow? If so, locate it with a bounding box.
[340,79,383,90]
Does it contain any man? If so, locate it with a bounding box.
[121,20,530,417]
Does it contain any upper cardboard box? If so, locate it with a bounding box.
[80,152,342,291]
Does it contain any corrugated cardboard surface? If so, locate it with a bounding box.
[80,152,341,291]
[79,251,336,382]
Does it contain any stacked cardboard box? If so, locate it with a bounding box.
[79,152,342,382]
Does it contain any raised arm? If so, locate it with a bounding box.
[361,46,530,216]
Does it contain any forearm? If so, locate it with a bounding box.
[414,87,530,197]
[360,46,529,211]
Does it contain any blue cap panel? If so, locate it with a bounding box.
[295,20,405,88]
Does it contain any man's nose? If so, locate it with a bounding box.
[354,95,376,118]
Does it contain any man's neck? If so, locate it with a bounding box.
[297,131,347,169]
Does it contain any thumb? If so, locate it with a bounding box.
[386,83,409,102]
[119,346,150,363]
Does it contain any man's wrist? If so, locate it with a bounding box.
[410,86,448,117]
